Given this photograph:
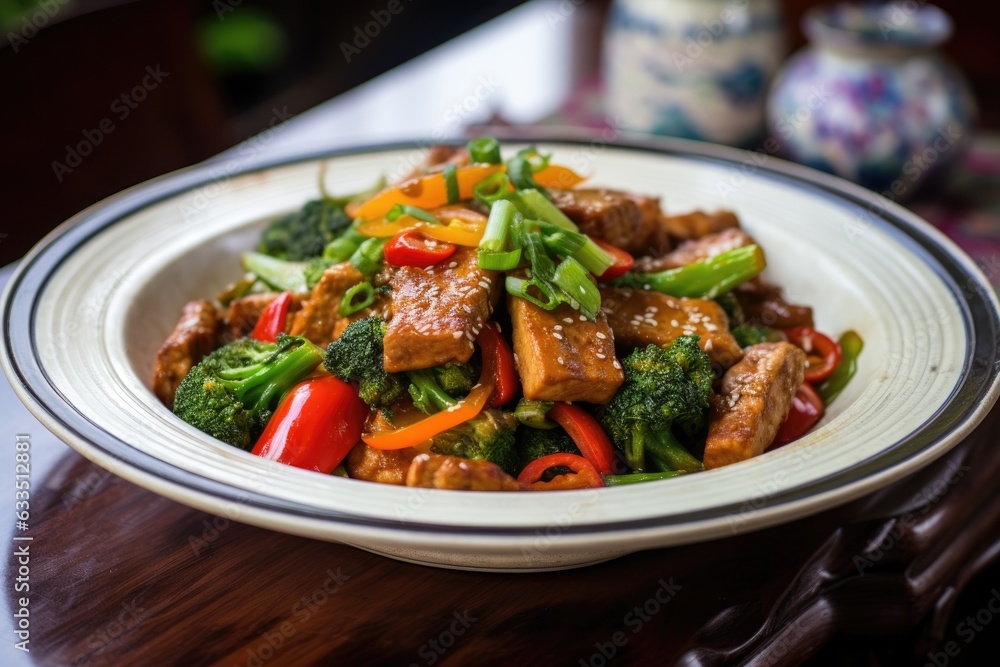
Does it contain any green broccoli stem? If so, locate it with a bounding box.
[646,429,704,474]
[220,341,322,409]
[613,245,765,299]
[603,471,683,486]
[406,370,457,413]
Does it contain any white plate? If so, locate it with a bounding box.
[3,135,999,571]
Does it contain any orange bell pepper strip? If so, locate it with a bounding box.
[361,380,494,450]
[533,164,586,189]
[349,165,504,219]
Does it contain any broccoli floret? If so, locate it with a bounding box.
[429,409,520,476]
[173,335,323,449]
[598,337,713,473]
[714,293,744,325]
[258,199,352,261]
[731,324,783,348]
[516,425,579,471]
[324,317,407,409]
[433,362,478,397]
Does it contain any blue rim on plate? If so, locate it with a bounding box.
[3,133,999,538]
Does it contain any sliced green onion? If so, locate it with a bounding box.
[516,189,577,230]
[241,252,308,293]
[350,237,388,279]
[478,249,522,271]
[603,471,683,486]
[386,204,439,224]
[506,276,560,310]
[480,200,519,253]
[522,231,556,282]
[338,281,376,316]
[517,145,551,173]
[506,155,540,191]
[572,237,615,277]
[553,257,601,320]
[323,226,367,263]
[478,199,523,270]
[467,137,502,164]
[443,164,459,205]
[514,399,557,430]
[817,331,864,406]
[473,172,512,206]
[536,222,587,257]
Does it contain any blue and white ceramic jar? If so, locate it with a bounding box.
[767,3,975,199]
[603,0,785,146]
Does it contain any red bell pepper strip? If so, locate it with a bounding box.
[784,327,842,383]
[383,229,457,268]
[547,403,616,474]
[772,382,825,447]
[478,322,519,407]
[252,375,368,473]
[591,237,634,281]
[517,453,605,490]
[249,292,293,343]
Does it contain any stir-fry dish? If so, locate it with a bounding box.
[152,139,863,491]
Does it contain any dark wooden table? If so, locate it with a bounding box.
[3,260,1000,667]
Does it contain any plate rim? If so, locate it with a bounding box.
[4,131,999,543]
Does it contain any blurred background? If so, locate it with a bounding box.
[1,0,998,268]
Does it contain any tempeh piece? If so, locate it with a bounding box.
[600,288,744,368]
[382,246,498,373]
[289,262,382,348]
[152,300,222,409]
[509,297,624,403]
[703,342,806,469]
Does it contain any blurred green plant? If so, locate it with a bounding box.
[198,8,287,74]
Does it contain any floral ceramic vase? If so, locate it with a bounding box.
[767,3,975,199]
[603,0,785,147]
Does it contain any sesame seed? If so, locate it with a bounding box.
[596,332,606,339]
[448,261,458,268]
[466,331,474,340]
[704,339,714,351]
[452,331,463,339]
[557,357,564,365]
[554,325,563,331]
[596,353,606,359]
[553,333,563,340]
[579,315,586,321]
[563,318,574,324]
[671,319,679,327]
[613,360,621,369]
